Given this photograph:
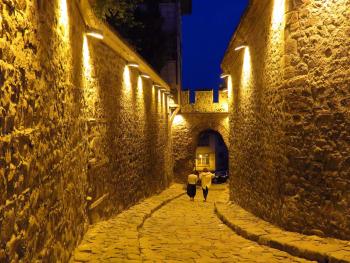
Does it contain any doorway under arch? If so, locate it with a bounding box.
[195,129,228,173]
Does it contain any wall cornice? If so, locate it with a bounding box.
[78,0,171,91]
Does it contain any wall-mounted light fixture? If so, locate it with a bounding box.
[169,103,179,109]
[153,83,162,88]
[86,27,104,40]
[127,62,139,68]
[234,45,247,51]
[140,73,151,79]
[220,73,230,79]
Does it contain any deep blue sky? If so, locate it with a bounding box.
[182,0,249,90]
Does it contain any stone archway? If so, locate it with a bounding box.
[194,129,229,173]
[171,113,229,182]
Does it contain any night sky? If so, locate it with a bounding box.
[182,0,249,90]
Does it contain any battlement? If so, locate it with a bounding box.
[180,90,228,113]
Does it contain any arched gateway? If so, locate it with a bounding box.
[171,90,229,182]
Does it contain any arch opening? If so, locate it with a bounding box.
[195,129,229,183]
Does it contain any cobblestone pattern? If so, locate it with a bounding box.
[172,113,229,182]
[222,0,350,239]
[0,0,172,261]
[70,184,185,262]
[180,90,228,113]
[72,184,312,263]
[216,202,350,263]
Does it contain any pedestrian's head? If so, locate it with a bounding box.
[203,168,209,172]
[194,170,199,175]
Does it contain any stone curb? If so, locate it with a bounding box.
[214,202,350,263]
[137,191,185,231]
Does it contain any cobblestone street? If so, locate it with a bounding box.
[72,185,312,262]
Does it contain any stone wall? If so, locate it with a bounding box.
[172,113,229,182]
[0,0,172,262]
[222,0,350,239]
[180,90,229,113]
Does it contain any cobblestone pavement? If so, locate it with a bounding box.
[72,184,313,262]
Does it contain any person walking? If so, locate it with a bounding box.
[199,168,214,202]
[187,171,199,201]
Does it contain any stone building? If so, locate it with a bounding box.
[159,0,192,102]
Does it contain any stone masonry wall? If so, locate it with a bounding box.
[0,0,172,262]
[222,0,350,239]
[180,90,229,113]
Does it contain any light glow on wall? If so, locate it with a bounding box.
[222,102,229,112]
[158,89,162,105]
[241,47,252,89]
[83,36,92,82]
[227,75,233,98]
[173,115,185,126]
[271,0,286,30]
[137,76,143,96]
[82,35,99,115]
[267,0,286,85]
[58,0,69,39]
[123,66,132,91]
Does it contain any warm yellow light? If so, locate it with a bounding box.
[83,36,92,81]
[140,73,151,79]
[158,88,162,104]
[58,0,69,40]
[272,0,286,30]
[222,102,229,112]
[86,28,104,40]
[123,65,132,91]
[227,75,233,98]
[234,45,247,51]
[127,62,139,68]
[82,35,99,116]
[241,47,252,89]
[220,73,230,79]
[173,115,184,125]
[169,97,175,106]
[137,76,143,96]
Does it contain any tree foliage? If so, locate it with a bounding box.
[93,0,173,73]
[93,0,142,26]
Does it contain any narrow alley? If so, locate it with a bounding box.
[1,0,349,262]
[71,185,312,263]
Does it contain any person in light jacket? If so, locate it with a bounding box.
[199,168,214,202]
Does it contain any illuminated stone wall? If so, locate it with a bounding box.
[180,90,229,113]
[0,0,172,261]
[172,113,229,182]
[222,0,350,239]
